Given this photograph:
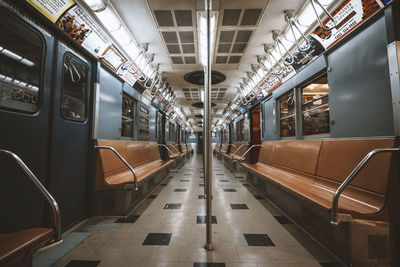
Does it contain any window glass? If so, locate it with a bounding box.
[279,92,296,137]
[169,122,175,141]
[302,74,330,136]
[0,10,42,113]
[61,54,88,121]
[121,93,135,137]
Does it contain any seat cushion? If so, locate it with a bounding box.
[0,228,53,264]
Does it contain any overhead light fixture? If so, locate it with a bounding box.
[197,11,218,66]
[83,0,106,11]
[95,7,121,32]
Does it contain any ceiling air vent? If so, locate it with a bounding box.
[184,70,226,85]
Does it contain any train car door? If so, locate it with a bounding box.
[47,42,92,230]
[0,6,54,232]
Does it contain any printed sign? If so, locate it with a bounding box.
[285,36,325,72]
[311,0,384,50]
[255,88,264,100]
[26,0,74,23]
[151,97,161,109]
[57,5,112,57]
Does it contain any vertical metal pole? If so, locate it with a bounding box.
[204,0,213,251]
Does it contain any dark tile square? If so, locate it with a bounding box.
[242,183,249,187]
[223,189,236,192]
[274,215,293,224]
[65,260,101,267]
[161,183,168,186]
[235,176,244,179]
[243,234,275,246]
[200,176,204,178]
[199,183,204,187]
[216,173,224,176]
[180,179,190,182]
[184,173,191,175]
[148,194,157,199]
[174,188,187,192]
[114,214,140,223]
[197,216,218,224]
[142,233,172,246]
[171,170,178,173]
[198,195,206,199]
[193,263,226,267]
[168,176,174,178]
[219,180,229,182]
[254,195,264,200]
[230,204,249,210]
[164,203,182,209]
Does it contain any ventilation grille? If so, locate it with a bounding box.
[211,88,227,101]
[153,9,197,65]
[183,88,200,100]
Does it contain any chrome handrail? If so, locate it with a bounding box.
[309,0,337,31]
[330,147,399,225]
[238,144,262,161]
[230,144,247,159]
[94,145,138,190]
[0,150,62,244]
[166,144,181,154]
[157,144,176,157]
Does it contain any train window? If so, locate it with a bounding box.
[279,92,296,137]
[0,10,43,113]
[121,93,136,138]
[169,122,175,141]
[61,54,88,122]
[302,74,330,136]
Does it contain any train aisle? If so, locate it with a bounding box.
[38,155,341,267]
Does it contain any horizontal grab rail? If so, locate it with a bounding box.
[94,145,138,190]
[0,150,62,245]
[238,144,262,161]
[230,144,247,159]
[330,147,400,226]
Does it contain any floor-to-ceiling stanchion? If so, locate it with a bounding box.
[204,0,213,251]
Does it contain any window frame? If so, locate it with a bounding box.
[0,7,45,115]
[121,92,136,138]
[278,90,296,139]
[300,72,331,138]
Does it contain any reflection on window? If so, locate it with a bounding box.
[279,92,296,137]
[0,10,42,113]
[169,122,175,141]
[302,74,330,136]
[121,93,135,137]
[61,54,88,122]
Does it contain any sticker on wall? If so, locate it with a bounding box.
[26,0,75,23]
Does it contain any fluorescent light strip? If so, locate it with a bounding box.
[197,12,218,67]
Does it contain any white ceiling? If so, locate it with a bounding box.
[109,0,308,128]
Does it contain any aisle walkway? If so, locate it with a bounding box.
[40,154,341,267]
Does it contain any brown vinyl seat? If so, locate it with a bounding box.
[241,138,397,221]
[0,228,53,266]
[96,140,174,191]
[225,142,249,162]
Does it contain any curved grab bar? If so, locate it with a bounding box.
[144,64,160,89]
[330,147,400,226]
[309,0,337,31]
[158,144,178,158]
[257,55,281,85]
[273,31,294,66]
[0,150,62,245]
[264,45,284,76]
[94,146,138,190]
[238,144,262,161]
[166,144,181,154]
[230,144,247,159]
[285,13,311,52]
[138,55,155,82]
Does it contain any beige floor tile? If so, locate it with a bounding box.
[264,246,318,263]
[236,246,270,263]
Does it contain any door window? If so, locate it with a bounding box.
[61,54,88,122]
[0,9,43,113]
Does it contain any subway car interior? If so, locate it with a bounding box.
[1,0,400,266]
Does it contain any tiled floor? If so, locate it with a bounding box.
[47,154,342,267]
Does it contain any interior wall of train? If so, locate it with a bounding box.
[1,0,400,266]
